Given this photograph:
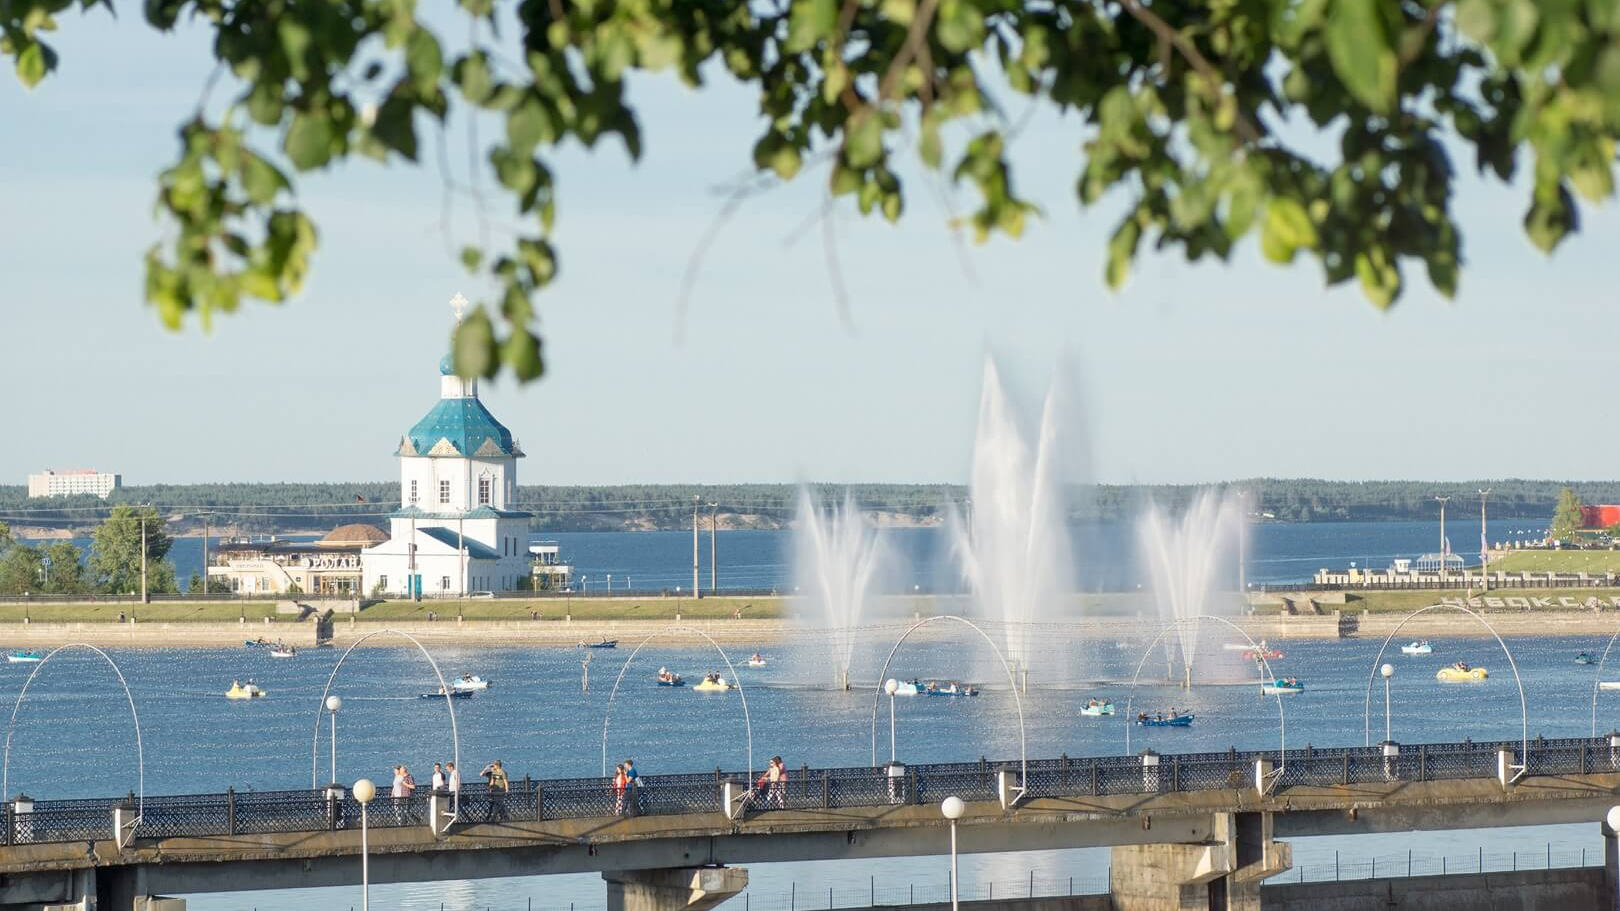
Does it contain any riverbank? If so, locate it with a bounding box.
[0,606,1617,648]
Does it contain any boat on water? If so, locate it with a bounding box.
[269,646,297,658]
[1136,712,1194,727]
[747,653,767,668]
[1436,662,1488,681]
[1600,681,1620,691]
[421,689,473,700]
[656,668,685,687]
[243,639,270,648]
[891,680,921,696]
[225,682,266,700]
[1400,641,1433,656]
[1242,642,1284,661]
[6,651,42,664]
[1576,652,1598,665]
[1080,700,1115,717]
[450,675,491,691]
[924,681,979,697]
[693,674,733,692]
[1262,677,1305,695]
[579,639,618,649]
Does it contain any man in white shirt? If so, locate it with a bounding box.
[446,762,461,793]
[431,762,446,791]
[390,765,406,798]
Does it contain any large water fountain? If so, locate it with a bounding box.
[793,488,887,690]
[1137,489,1248,686]
[949,359,1078,675]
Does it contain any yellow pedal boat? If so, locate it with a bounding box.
[692,676,733,692]
[1435,665,1487,682]
[225,683,267,700]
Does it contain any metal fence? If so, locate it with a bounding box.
[1282,845,1601,884]
[3,735,1618,846]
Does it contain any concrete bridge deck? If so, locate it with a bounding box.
[5,735,1620,909]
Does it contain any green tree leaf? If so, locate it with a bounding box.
[1259,198,1318,264]
[785,0,837,53]
[284,112,337,170]
[1325,0,1396,112]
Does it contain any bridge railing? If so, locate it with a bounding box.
[5,735,1620,846]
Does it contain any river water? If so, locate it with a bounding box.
[2,623,1612,910]
[127,518,1549,593]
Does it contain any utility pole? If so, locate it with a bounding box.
[201,512,210,596]
[1479,488,1492,591]
[708,502,718,594]
[692,495,700,598]
[1435,496,1450,583]
[139,506,149,604]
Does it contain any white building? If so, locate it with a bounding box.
[361,352,533,597]
[27,470,121,499]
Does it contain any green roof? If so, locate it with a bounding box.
[399,398,518,458]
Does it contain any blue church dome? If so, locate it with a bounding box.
[401,398,517,458]
[439,354,455,376]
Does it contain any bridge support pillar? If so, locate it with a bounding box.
[603,866,747,911]
[1108,812,1289,911]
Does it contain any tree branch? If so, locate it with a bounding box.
[1118,0,1262,145]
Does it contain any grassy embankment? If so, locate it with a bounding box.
[1333,588,1620,613]
[1487,550,1620,574]
[0,602,286,623]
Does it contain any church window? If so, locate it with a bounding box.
[409,480,418,504]
[440,576,451,590]
[479,478,491,505]
[379,576,388,590]
[439,480,450,504]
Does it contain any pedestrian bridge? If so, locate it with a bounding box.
[5,735,1620,910]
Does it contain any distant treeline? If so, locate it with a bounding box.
[0,479,1610,534]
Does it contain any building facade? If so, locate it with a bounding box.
[209,524,387,595]
[361,354,534,597]
[27,470,121,499]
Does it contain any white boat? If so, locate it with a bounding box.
[1600,681,1620,692]
[1080,701,1115,716]
[450,675,491,691]
[6,651,42,664]
[1221,643,1252,651]
[747,654,767,668]
[1401,641,1433,656]
[269,646,297,658]
[891,681,920,696]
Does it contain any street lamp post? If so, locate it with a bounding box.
[607,574,612,594]
[941,796,965,911]
[1479,488,1493,590]
[352,778,376,911]
[1435,496,1450,583]
[1380,664,1395,743]
[884,678,900,763]
[325,695,343,784]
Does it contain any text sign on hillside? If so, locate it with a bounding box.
[1440,596,1620,610]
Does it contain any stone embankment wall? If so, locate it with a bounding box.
[1258,866,1603,910]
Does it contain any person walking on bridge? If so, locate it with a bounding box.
[482,759,510,822]
[612,763,628,815]
[446,761,461,794]
[623,759,642,816]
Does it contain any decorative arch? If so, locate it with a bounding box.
[865,615,1027,796]
[2,644,145,816]
[600,627,754,777]
[1360,603,1528,776]
[1119,615,1287,791]
[1589,616,1620,736]
[310,629,461,816]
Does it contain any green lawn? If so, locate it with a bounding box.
[0,602,286,623]
[357,596,787,621]
[1486,549,1620,575]
[1340,588,1620,612]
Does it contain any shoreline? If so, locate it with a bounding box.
[0,609,1618,648]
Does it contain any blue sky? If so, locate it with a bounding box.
[3,10,1618,487]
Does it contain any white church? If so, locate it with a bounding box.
[361,312,534,597]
